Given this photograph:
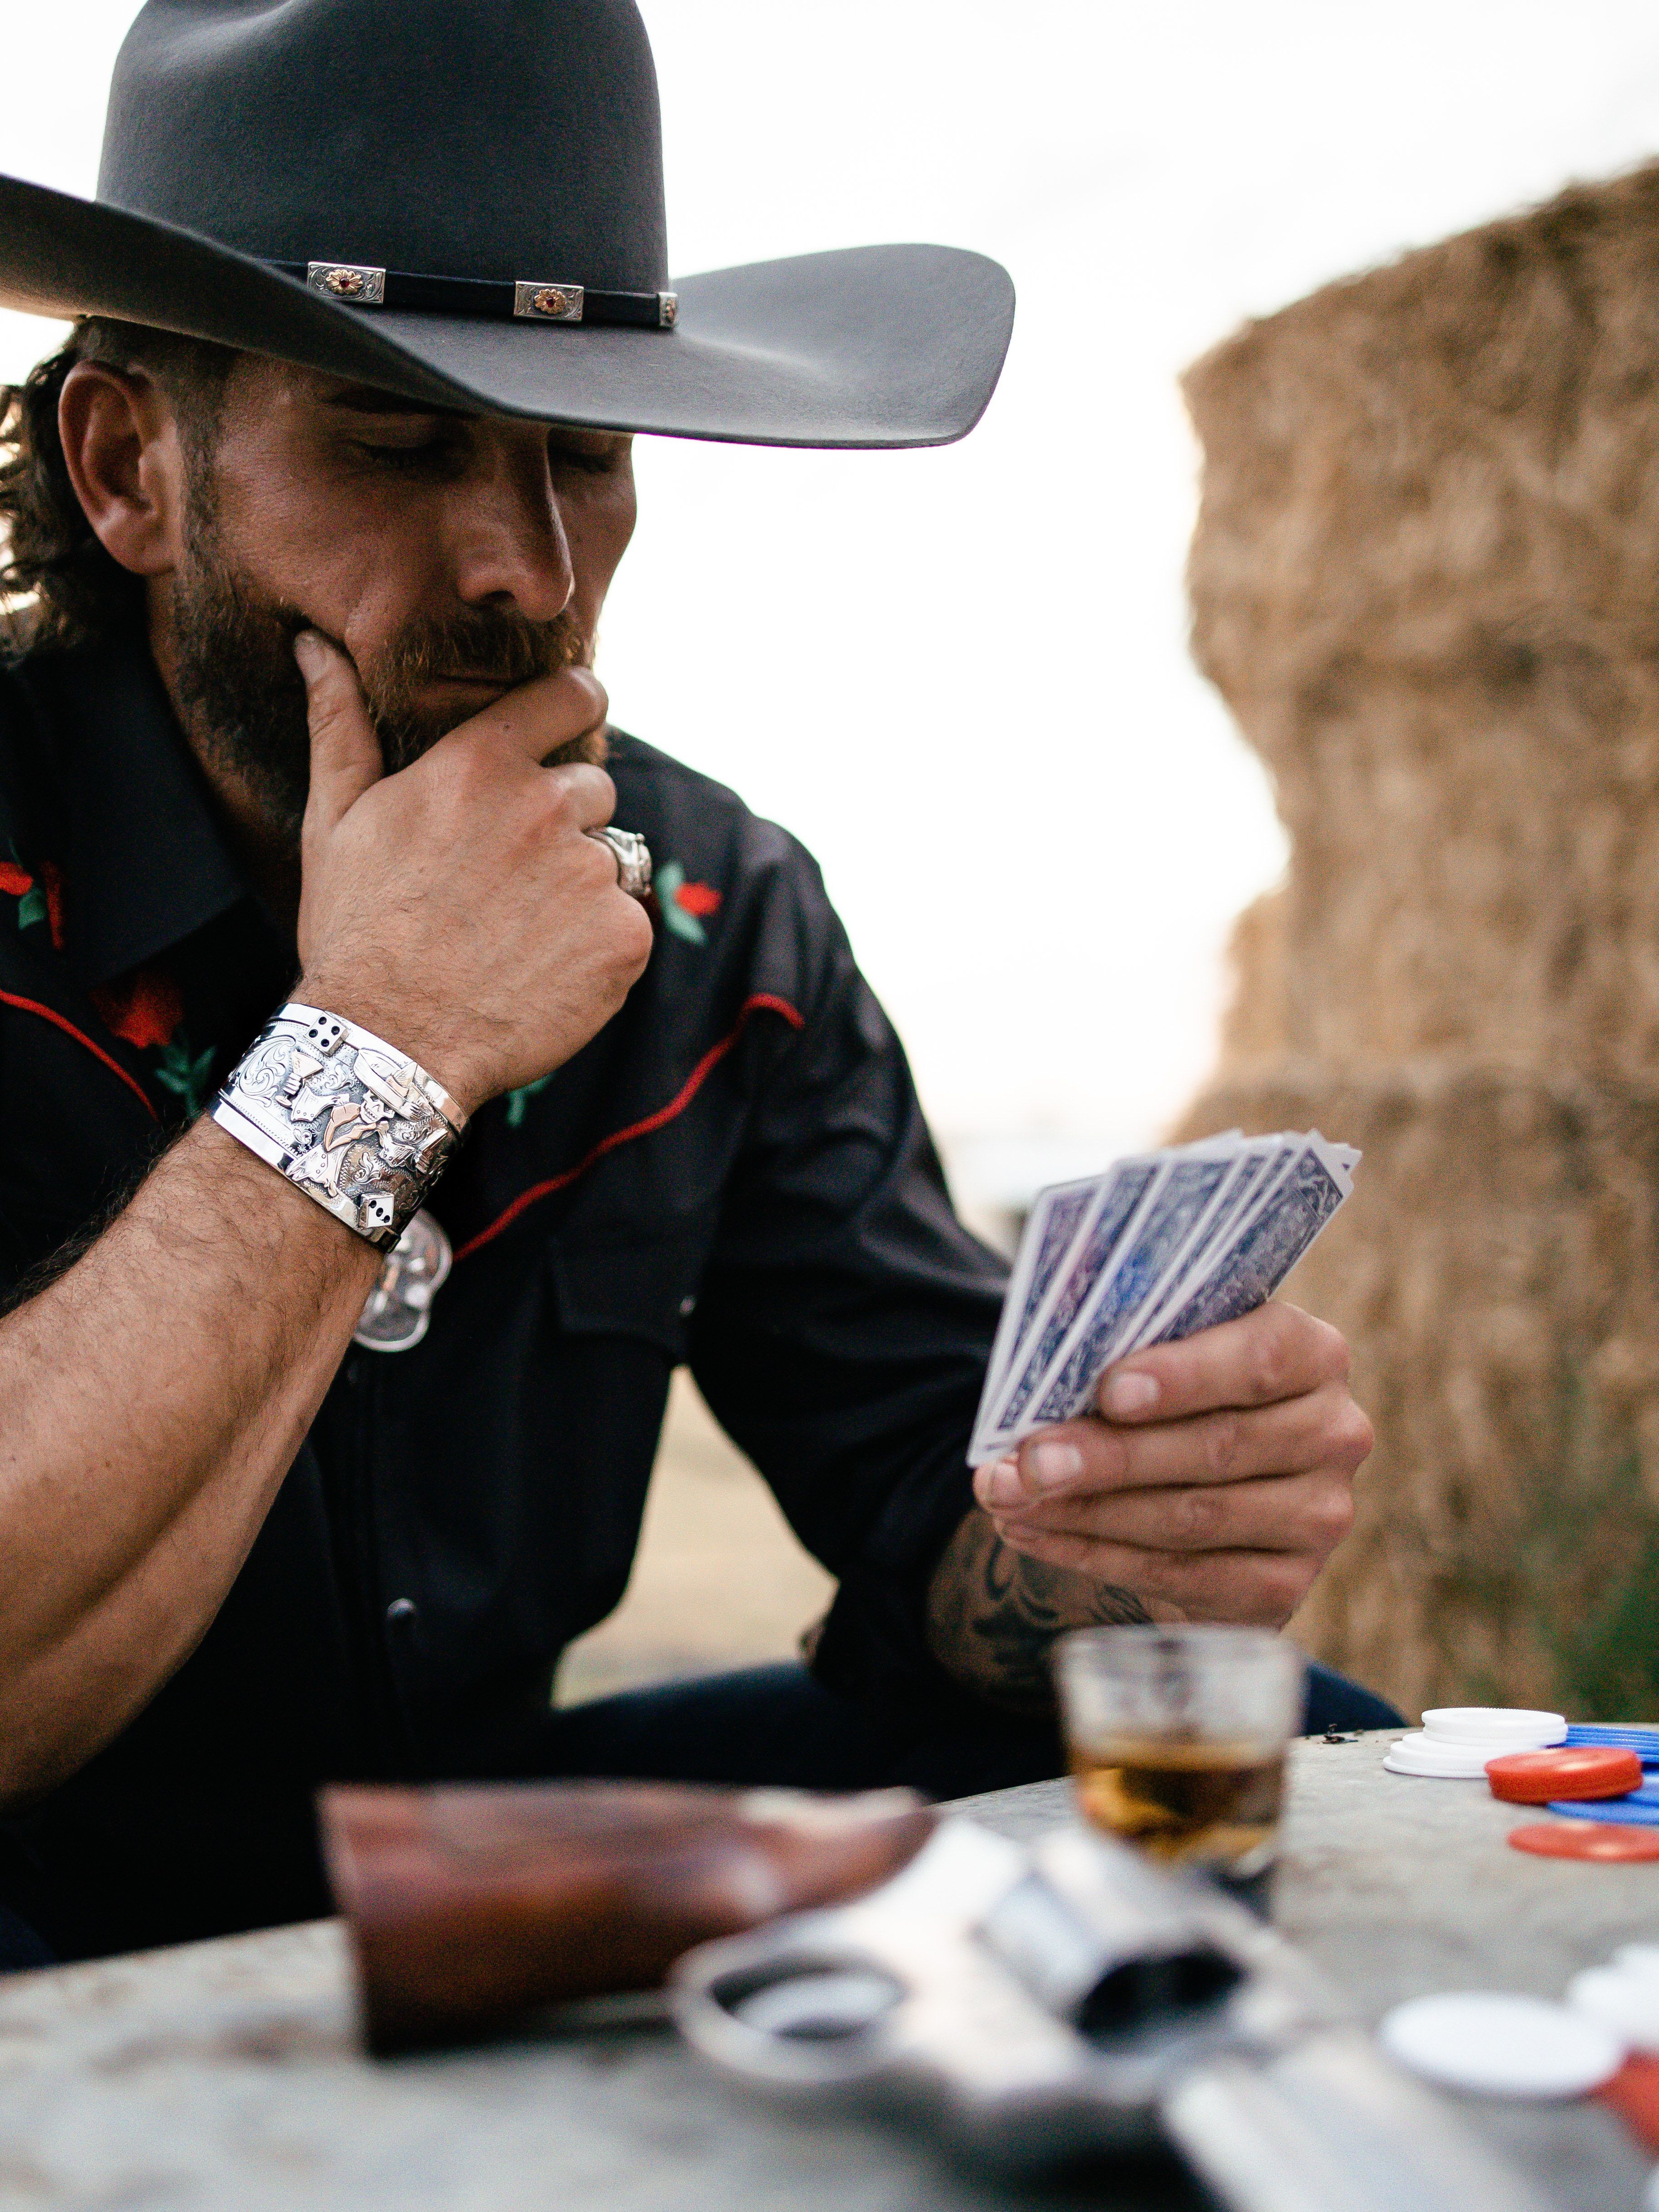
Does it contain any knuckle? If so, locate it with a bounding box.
[1333,1400,1375,1471]
[1178,1484,1226,1543]
[1202,1409,1244,1482]
[1245,1307,1298,1401]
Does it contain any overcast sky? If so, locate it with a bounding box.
[9,4,1659,1206]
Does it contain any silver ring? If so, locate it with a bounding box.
[586,826,653,901]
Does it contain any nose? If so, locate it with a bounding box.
[448,435,573,623]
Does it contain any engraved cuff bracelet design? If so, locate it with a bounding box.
[210,1004,467,1250]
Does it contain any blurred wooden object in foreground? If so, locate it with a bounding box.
[1178,162,1659,1721]
[320,1780,933,2052]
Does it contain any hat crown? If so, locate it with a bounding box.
[98,0,669,292]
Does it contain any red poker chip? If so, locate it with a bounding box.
[1600,2054,1659,2153]
[1487,1747,1643,1804]
[1508,1821,1659,1862]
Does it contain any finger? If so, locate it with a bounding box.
[1094,1301,1350,1426]
[995,1465,1356,1558]
[989,1380,1370,1508]
[990,1523,1317,1626]
[543,761,618,834]
[296,631,383,836]
[458,667,610,768]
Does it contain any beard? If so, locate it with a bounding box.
[167,499,597,841]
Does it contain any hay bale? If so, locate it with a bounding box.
[1179,163,1659,1718]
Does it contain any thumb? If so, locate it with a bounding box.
[295,630,382,837]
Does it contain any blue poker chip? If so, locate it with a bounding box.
[1552,1727,1659,1822]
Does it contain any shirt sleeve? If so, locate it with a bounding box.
[685,843,1009,1717]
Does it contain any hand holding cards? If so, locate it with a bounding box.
[969,1130,1358,1466]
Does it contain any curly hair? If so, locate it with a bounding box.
[0,319,238,656]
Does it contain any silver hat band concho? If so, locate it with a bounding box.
[285,261,678,329]
[586,826,653,900]
[210,1003,466,1253]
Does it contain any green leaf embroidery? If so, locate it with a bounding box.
[16,888,45,931]
[654,860,707,946]
[153,1041,218,1121]
[505,1071,556,1129]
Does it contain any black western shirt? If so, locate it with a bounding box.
[0,631,1006,1959]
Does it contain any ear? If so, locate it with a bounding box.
[57,361,188,580]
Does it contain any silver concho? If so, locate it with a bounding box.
[354,1208,453,1352]
[513,279,585,322]
[307,262,387,306]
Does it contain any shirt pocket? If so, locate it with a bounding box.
[548,1227,707,1362]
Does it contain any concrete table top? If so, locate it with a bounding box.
[0,1731,1652,2209]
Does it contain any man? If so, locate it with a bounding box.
[0,0,1382,1965]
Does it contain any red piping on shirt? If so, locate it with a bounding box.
[454,991,805,1264]
[0,989,157,1121]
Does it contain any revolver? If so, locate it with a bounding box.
[670,1814,1546,2212]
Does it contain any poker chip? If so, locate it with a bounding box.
[1421,1707,1567,1745]
[1508,1821,1659,1862]
[1569,1966,1659,2053]
[1487,1747,1642,1804]
[1386,1706,1571,1780]
[1385,1732,1503,1778]
[1597,2053,1659,2158]
[1377,1991,1623,2098]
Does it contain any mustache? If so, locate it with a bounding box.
[370,605,588,697]
[277,604,592,773]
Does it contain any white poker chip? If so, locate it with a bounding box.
[1383,1732,1513,1778]
[1569,1966,1659,2054]
[1420,1707,1567,1746]
[1378,1992,1624,2099]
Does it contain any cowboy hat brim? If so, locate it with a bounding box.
[0,175,1014,450]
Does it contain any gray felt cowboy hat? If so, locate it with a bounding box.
[0,0,1015,450]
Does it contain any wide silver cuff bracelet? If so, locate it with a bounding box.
[210,1003,467,1250]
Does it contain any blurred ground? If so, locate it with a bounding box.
[555,1370,837,1705]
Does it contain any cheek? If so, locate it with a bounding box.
[218,472,447,649]
[568,479,637,599]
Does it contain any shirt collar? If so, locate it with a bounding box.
[27,628,251,990]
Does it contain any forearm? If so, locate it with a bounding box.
[925,1506,1149,1717]
[0,1115,379,1798]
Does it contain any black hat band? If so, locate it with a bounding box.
[270,262,678,329]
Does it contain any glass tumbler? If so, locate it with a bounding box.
[1054,1623,1302,1893]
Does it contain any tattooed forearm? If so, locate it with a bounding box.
[925,1507,1149,1716]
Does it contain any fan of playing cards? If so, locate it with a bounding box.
[969,1131,1359,1466]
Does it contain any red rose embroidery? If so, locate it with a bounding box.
[90,967,184,1053]
[675,880,723,918]
[4,856,66,947]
